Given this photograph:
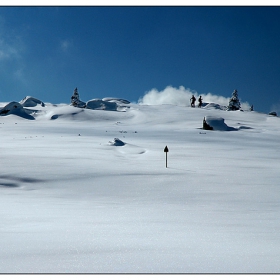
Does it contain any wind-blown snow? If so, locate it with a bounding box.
[0,96,280,273]
[139,85,251,110]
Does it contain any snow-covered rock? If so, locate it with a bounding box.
[108,138,126,146]
[268,111,277,117]
[0,101,35,119]
[203,116,236,131]
[85,98,130,111]
[20,96,45,107]
[102,97,130,104]
[86,99,118,111]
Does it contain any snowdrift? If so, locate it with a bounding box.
[0,95,271,134]
[109,138,126,146]
[102,97,130,104]
[1,95,280,273]
[203,116,236,131]
[0,96,131,119]
[0,101,35,120]
[20,96,45,107]
[203,102,227,110]
[108,138,146,154]
[86,99,118,111]
[86,98,130,111]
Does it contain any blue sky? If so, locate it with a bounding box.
[1,6,280,113]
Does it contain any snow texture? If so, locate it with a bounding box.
[0,96,280,273]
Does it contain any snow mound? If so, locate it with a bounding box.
[102,97,130,104]
[43,104,131,122]
[268,111,277,117]
[46,107,94,121]
[203,116,236,131]
[108,138,126,146]
[108,138,146,154]
[86,99,118,111]
[203,103,227,110]
[85,98,130,111]
[119,144,146,154]
[0,101,35,120]
[50,111,83,120]
[20,96,45,107]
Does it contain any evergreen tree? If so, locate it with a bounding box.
[70,87,86,108]
[228,89,241,111]
[71,87,80,106]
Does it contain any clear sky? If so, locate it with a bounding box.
[1,6,280,113]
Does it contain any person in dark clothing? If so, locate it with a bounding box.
[198,96,203,108]
[190,95,196,107]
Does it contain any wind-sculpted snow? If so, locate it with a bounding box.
[108,138,126,146]
[108,138,146,154]
[1,97,280,273]
[0,101,35,120]
[0,95,131,119]
[203,116,237,131]
[203,102,228,110]
[40,105,134,122]
[0,175,46,188]
[86,99,118,111]
[102,97,130,104]
[20,96,45,107]
[86,98,130,111]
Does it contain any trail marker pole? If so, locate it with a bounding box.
[164,146,169,168]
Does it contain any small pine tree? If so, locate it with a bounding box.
[228,89,241,111]
[71,87,80,106]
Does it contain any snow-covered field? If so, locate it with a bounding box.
[0,97,280,273]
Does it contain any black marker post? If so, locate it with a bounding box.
[164,146,169,168]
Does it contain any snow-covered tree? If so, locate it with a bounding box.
[71,87,80,106]
[70,88,86,108]
[228,89,241,111]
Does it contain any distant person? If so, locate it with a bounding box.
[198,96,203,108]
[190,95,196,107]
